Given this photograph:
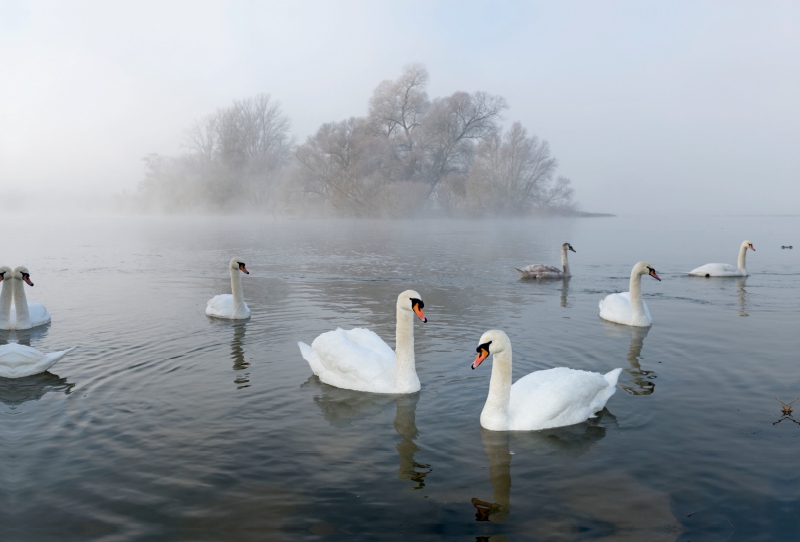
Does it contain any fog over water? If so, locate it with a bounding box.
[1,0,799,215]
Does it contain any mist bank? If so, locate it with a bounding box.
[122,64,582,218]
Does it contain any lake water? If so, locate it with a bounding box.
[1,215,798,541]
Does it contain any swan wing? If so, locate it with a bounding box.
[508,367,619,430]
[308,328,395,391]
[206,294,234,317]
[0,344,76,378]
[688,263,741,276]
[599,292,632,324]
[27,302,51,327]
[516,265,562,279]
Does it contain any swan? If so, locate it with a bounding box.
[297,290,427,394]
[599,262,661,327]
[206,257,251,319]
[689,240,755,277]
[516,243,575,279]
[0,343,77,379]
[2,266,51,330]
[471,330,621,431]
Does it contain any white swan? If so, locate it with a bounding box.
[0,342,77,379]
[516,243,575,279]
[297,290,427,394]
[0,266,51,330]
[471,330,621,431]
[206,257,251,319]
[689,240,755,277]
[599,262,661,327]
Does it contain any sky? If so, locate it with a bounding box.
[0,0,798,215]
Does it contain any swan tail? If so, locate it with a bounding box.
[298,341,324,375]
[587,368,623,414]
[515,268,526,275]
[604,367,623,387]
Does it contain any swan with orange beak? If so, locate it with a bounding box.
[7,266,52,330]
[471,330,621,431]
[298,290,428,394]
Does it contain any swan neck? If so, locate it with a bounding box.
[738,244,748,274]
[0,280,12,328]
[394,306,418,392]
[481,348,512,430]
[230,268,245,312]
[11,278,31,328]
[629,268,646,320]
[561,246,571,276]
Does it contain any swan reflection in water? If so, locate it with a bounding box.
[472,411,616,523]
[737,277,748,317]
[0,328,73,407]
[0,332,75,408]
[602,323,655,396]
[0,326,49,347]
[208,319,250,389]
[302,378,431,489]
[560,277,571,308]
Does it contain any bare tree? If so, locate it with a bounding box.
[466,122,560,215]
[295,117,382,215]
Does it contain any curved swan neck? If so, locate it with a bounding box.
[0,279,12,328]
[11,277,31,328]
[481,347,512,430]
[561,245,571,276]
[737,243,748,274]
[628,268,646,321]
[394,305,418,391]
[230,267,246,313]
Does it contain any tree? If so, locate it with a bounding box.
[466,122,567,215]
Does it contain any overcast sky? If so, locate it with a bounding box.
[1,0,798,215]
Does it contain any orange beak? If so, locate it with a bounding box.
[649,269,661,281]
[239,265,249,274]
[413,305,427,323]
[749,244,755,251]
[472,348,489,370]
[23,275,34,286]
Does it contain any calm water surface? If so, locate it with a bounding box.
[1,215,799,541]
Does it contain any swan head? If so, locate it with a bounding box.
[397,290,427,322]
[471,330,510,370]
[562,242,576,253]
[229,257,249,274]
[12,266,34,286]
[634,261,660,281]
[0,266,11,282]
[742,240,755,251]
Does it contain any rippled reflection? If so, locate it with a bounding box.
[738,277,749,317]
[303,379,431,489]
[560,277,571,308]
[229,320,250,389]
[604,323,656,395]
[0,371,75,408]
[472,413,615,523]
[0,326,50,347]
[208,319,250,389]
